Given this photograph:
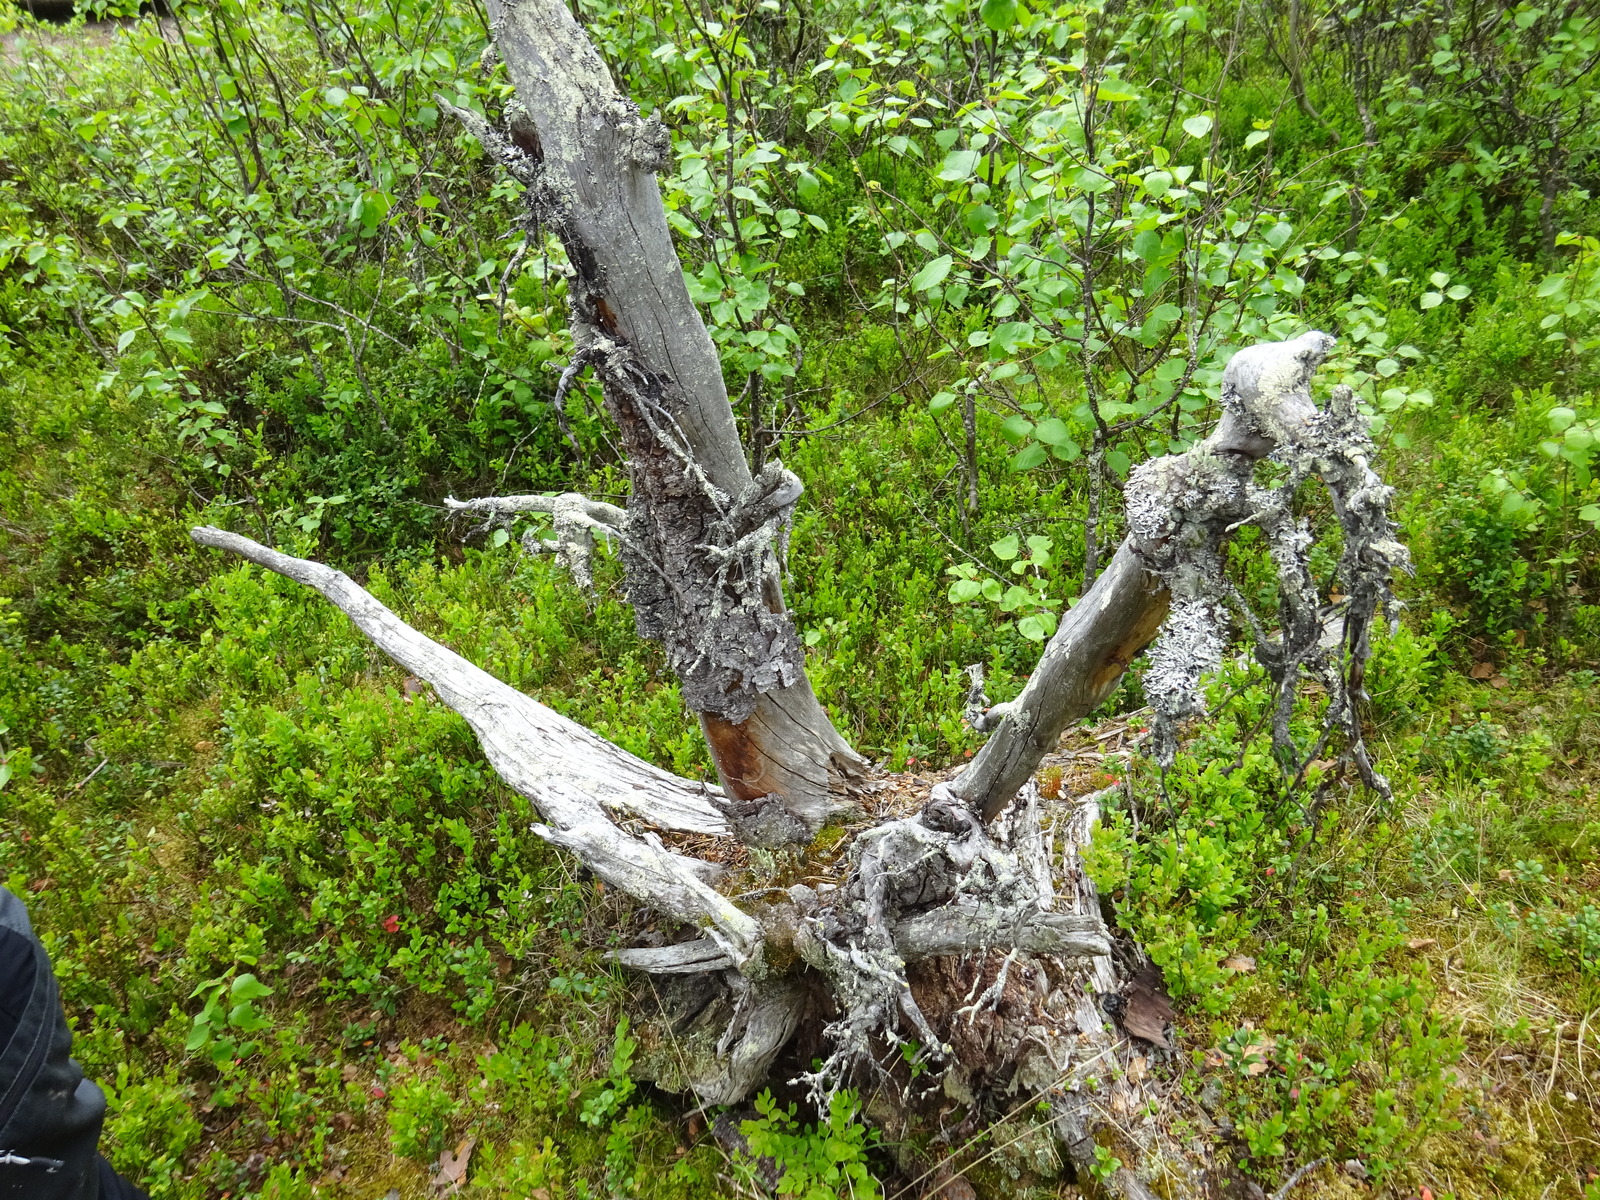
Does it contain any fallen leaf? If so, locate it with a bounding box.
[1222,955,1257,974]
[341,1063,359,1082]
[932,1176,978,1200]
[1118,966,1175,1049]
[1406,938,1437,951]
[1126,1055,1148,1083]
[1469,661,1495,679]
[1489,675,1509,688]
[1421,1187,1435,1200]
[1498,869,1514,881]
[403,675,426,702]
[1243,1033,1277,1077]
[432,1136,477,1195]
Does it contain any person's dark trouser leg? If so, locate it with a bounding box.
[0,888,148,1200]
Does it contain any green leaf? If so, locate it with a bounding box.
[1429,271,1450,288]
[1244,129,1271,150]
[911,254,953,292]
[1033,418,1070,446]
[1419,292,1443,310]
[948,579,983,602]
[1578,504,1600,525]
[979,0,1019,31]
[1131,229,1163,263]
[1008,443,1047,471]
[1050,439,1082,461]
[1548,406,1577,432]
[491,528,511,548]
[937,150,981,182]
[1181,114,1213,138]
[230,974,273,1001]
[229,1003,271,1032]
[981,579,1003,602]
[991,534,1020,561]
[992,321,1035,353]
[1375,358,1400,376]
[1000,414,1033,443]
[1446,284,1471,300]
[1095,79,1138,102]
[1106,449,1132,477]
[929,391,957,413]
[1016,614,1048,641]
[1142,171,1173,200]
[999,584,1032,612]
[796,171,820,204]
[1263,221,1293,250]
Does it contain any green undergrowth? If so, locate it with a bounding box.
[3,0,1600,1197]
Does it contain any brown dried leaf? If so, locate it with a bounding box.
[1490,675,1509,689]
[1469,662,1495,680]
[1243,1033,1277,1077]
[1120,967,1175,1049]
[432,1137,476,1195]
[1406,938,1437,951]
[1222,955,1257,974]
[930,1176,978,1200]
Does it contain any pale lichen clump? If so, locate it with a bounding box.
[1125,331,1410,791]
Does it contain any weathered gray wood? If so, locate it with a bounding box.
[188,526,763,967]
[955,330,1401,822]
[611,906,1109,977]
[892,905,1110,960]
[611,939,734,974]
[952,541,1168,822]
[464,0,866,839]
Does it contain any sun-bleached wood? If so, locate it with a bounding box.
[188,526,762,967]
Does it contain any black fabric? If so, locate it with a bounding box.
[96,1156,147,1200]
[0,923,32,1066]
[0,887,105,1200]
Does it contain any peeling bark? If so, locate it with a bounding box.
[447,0,866,840]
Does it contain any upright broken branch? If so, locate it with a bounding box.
[954,331,1407,820]
[440,0,865,842]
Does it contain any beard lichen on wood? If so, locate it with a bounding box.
[1125,330,1410,793]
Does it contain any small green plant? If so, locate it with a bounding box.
[1088,1143,1123,1182]
[184,972,274,1071]
[946,533,1062,641]
[387,1074,459,1163]
[740,1090,881,1200]
[580,1017,637,1128]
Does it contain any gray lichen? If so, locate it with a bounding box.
[1124,332,1409,793]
